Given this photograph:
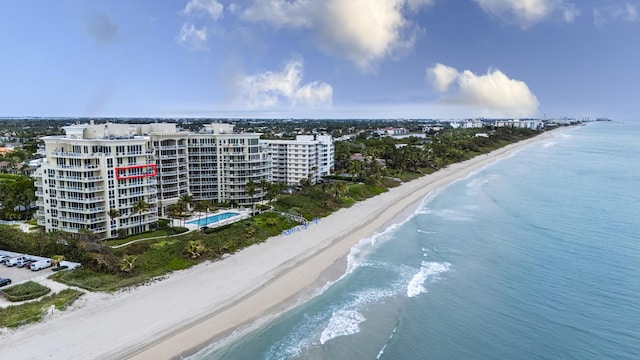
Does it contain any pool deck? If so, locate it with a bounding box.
[176,208,251,231]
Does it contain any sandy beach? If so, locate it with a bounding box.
[0,130,559,360]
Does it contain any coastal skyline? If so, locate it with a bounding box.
[1,0,638,119]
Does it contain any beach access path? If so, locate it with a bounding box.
[0,130,559,360]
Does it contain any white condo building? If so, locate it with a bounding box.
[263,135,334,186]
[188,124,270,205]
[34,122,269,239]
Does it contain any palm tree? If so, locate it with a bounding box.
[167,204,181,229]
[179,194,193,212]
[186,240,206,259]
[246,180,257,213]
[108,209,121,238]
[245,226,257,239]
[119,255,138,273]
[259,179,269,200]
[333,181,348,199]
[193,200,208,227]
[109,208,121,220]
[132,200,151,219]
[266,217,280,232]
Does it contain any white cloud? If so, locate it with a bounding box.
[237,0,435,72]
[427,63,539,117]
[177,0,223,50]
[177,23,209,51]
[237,59,333,109]
[594,3,638,26]
[427,63,459,92]
[472,0,578,27]
[182,0,224,20]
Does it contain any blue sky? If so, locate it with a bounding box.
[1,0,638,119]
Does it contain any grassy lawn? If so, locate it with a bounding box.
[103,227,189,247]
[53,213,298,292]
[1,281,51,302]
[0,289,83,328]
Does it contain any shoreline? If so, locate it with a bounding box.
[127,129,563,359]
[0,129,568,360]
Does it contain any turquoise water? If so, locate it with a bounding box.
[195,122,640,360]
[187,212,240,227]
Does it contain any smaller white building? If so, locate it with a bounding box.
[263,135,334,186]
[495,119,543,130]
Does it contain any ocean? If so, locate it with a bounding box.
[194,121,640,360]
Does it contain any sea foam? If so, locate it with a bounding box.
[320,310,366,344]
[407,261,451,297]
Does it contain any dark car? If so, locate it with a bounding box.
[0,278,11,287]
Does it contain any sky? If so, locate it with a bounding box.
[1,0,639,120]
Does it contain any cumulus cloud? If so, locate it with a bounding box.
[428,63,459,92]
[177,23,209,51]
[472,0,579,27]
[182,0,224,20]
[427,63,539,117]
[237,59,333,109]
[236,0,435,72]
[594,3,638,26]
[85,13,118,47]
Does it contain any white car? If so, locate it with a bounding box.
[5,255,27,267]
[31,259,52,271]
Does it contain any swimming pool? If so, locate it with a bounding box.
[186,212,240,227]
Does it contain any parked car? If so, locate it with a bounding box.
[31,259,52,271]
[51,265,69,272]
[17,258,34,268]
[0,255,10,264]
[5,255,28,267]
[0,278,11,287]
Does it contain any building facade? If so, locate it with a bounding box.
[188,124,270,206]
[34,122,269,239]
[263,134,334,186]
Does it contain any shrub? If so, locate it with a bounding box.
[1,281,51,302]
[158,219,170,229]
[0,288,83,328]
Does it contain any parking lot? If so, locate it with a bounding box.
[0,251,53,285]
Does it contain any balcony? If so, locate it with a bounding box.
[54,164,100,171]
[56,175,104,182]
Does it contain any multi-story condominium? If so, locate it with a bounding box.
[263,135,334,186]
[34,122,160,239]
[495,119,543,130]
[188,124,270,205]
[34,122,269,239]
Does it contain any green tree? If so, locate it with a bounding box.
[132,200,151,221]
[246,180,257,211]
[108,208,121,220]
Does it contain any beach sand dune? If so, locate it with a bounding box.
[0,131,557,360]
